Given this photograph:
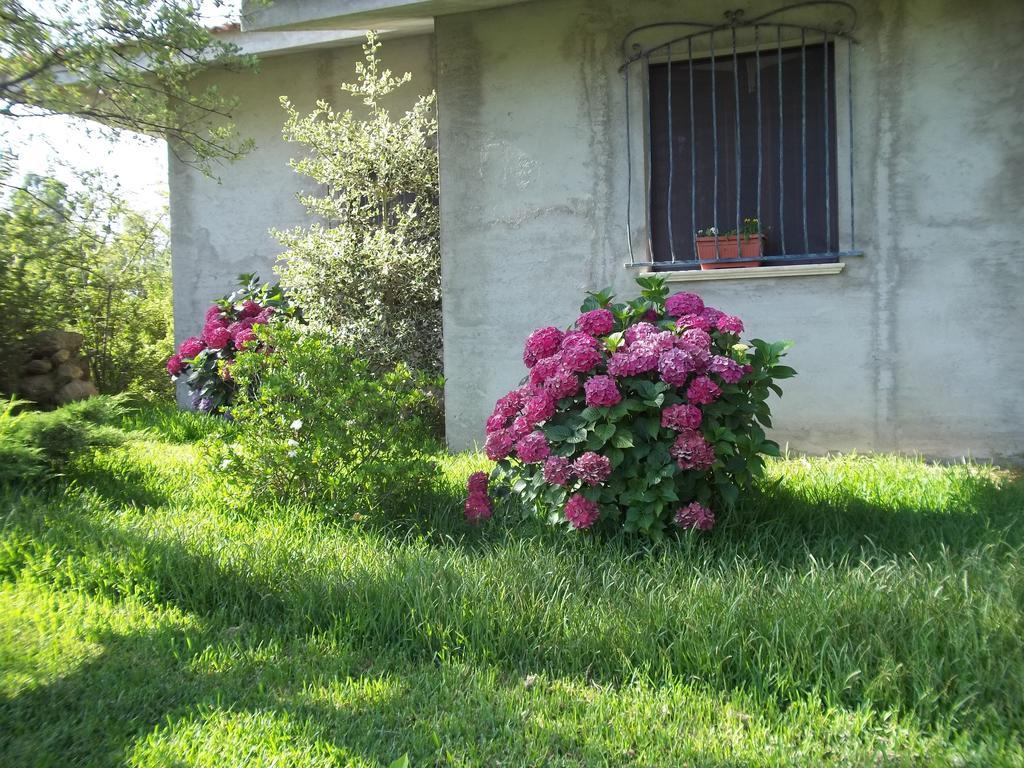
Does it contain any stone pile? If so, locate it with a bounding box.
[17,331,99,406]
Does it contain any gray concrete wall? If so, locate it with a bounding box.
[168,34,435,400]
[435,0,1024,461]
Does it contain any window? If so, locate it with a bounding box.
[619,6,859,271]
[648,43,838,265]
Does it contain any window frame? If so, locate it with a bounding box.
[622,27,859,272]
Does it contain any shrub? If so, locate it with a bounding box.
[471,275,795,538]
[0,395,127,482]
[217,323,439,517]
[274,32,441,378]
[167,273,298,413]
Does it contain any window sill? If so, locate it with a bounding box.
[659,262,846,282]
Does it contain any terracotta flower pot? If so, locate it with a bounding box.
[696,234,765,269]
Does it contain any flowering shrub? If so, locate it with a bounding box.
[469,275,795,538]
[166,273,298,413]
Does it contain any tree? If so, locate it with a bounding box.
[0,0,255,170]
[0,173,173,396]
[275,32,441,377]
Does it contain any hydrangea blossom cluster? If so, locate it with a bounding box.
[466,275,793,538]
[166,274,297,414]
[464,472,492,521]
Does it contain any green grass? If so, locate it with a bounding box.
[1,406,1022,766]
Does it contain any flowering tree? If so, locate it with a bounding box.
[166,274,298,413]
[466,275,795,537]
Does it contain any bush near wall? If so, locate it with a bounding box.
[470,275,794,538]
[215,323,439,518]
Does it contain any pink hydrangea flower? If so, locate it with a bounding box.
[623,342,660,375]
[253,307,276,325]
[203,324,232,350]
[524,391,556,425]
[524,327,564,367]
[179,336,206,358]
[606,350,633,378]
[239,299,263,319]
[675,313,712,332]
[642,308,660,322]
[468,472,488,494]
[584,375,621,408]
[679,328,712,349]
[485,413,507,434]
[670,430,716,471]
[623,322,658,345]
[492,389,526,422]
[465,471,492,520]
[234,327,257,349]
[204,305,225,323]
[658,348,699,386]
[515,431,551,463]
[674,501,715,531]
[561,330,602,351]
[709,355,745,384]
[166,354,184,376]
[716,314,744,334]
[702,307,724,326]
[687,376,722,405]
[508,415,532,440]
[565,494,600,529]
[573,452,612,486]
[203,313,229,333]
[576,309,614,336]
[529,354,564,387]
[485,429,515,460]
[561,343,602,374]
[665,292,705,318]
[543,371,580,400]
[661,404,702,431]
[465,491,492,521]
[543,456,574,486]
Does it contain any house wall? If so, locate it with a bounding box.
[168,34,435,404]
[435,0,1024,461]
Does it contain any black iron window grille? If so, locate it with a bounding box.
[621,2,862,269]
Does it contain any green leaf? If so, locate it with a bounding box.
[612,426,634,449]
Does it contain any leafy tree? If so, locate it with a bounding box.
[0,0,255,170]
[0,173,173,396]
[274,31,441,377]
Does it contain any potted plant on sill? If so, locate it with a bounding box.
[695,217,765,270]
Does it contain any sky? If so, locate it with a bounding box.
[4,1,238,217]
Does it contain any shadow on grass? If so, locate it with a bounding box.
[1,620,604,767]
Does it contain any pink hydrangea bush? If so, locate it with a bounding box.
[465,275,795,538]
[167,273,299,413]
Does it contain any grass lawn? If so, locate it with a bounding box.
[1,407,1022,766]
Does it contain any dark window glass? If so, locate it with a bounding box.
[648,43,838,265]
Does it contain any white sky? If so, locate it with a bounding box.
[3,1,238,217]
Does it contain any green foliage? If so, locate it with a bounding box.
[0,174,173,397]
[274,31,441,377]
[1,0,256,170]
[0,415,1022,764]
[0,394,126,482]
[218,323,440,517]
